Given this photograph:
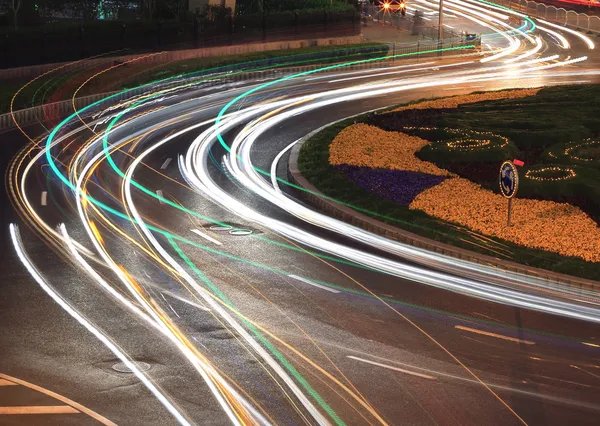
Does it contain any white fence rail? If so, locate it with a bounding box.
[491,0,600,33]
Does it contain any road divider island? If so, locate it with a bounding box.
[298,85,600,281]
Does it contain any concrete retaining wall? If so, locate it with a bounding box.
[288,140,600,293]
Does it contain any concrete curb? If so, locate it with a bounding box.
[288,133,600,293]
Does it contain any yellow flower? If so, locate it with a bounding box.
[392,88,541,112]
[410,178,600,262]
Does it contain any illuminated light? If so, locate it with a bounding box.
[9,224,193,426]
[505,36,543,64]
[447,138,491,149]
[383,2,391,9]
[524,166,577,182]
[537,25,570,49]
[537,18,595,50]
[564,139,600,162]
[513,159,525,167]
[582,342,600,348]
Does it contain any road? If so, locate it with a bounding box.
[2,0,600,425]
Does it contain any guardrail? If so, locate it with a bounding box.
[490,0,600,32]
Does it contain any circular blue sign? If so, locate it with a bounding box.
[499,161,519,198]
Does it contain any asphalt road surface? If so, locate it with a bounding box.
[2,1,600,425]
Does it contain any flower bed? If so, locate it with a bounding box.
[329,123,450,176]
[336,165,447,206]
[409,178,600,262]
[392,88,541,112]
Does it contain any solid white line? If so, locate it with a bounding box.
[161,158,172,169]
[287,275,340,293]
[191,229,223,246]
[0,380,16,386]
[455,325,535,345]
[0,406,79,415]
[41,191,47,206]
[347,356,436,380]
[156,190,164,204]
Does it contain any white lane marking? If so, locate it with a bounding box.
[0,380,16,386]
[161,158,172,169]
[191,229,223,246]
[347,356,436,380]
[571,365,600,380]
[0,406,80,415]
[41,191,47,206]
[455,325,535,345]
[161,291,211,312]
[287,275,340,293]
[156,190,164,204]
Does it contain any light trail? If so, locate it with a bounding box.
[8,1,600,423]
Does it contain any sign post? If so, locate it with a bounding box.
[499,160,519,227]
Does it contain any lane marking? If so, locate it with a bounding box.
[41,191,47,206]
[347,356,436,380]
[156,189,164,204]
[160,158,172,169]
[191,229,223,246]
[161,291,211,312]
[571,365,600,380]
[287,275,340,293]
[0,406,79,415]
[0,373,116,425]
[455,325,535,345]
[0,379,16,386]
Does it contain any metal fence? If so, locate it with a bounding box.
[490,0,600,32]
[363,4,471,41]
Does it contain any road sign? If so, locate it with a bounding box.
[499,160,519,199]
[499,161,519,227]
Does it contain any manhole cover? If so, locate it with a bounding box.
[229,229,252,236]
[112,361,152,373]
[210,225,232,231]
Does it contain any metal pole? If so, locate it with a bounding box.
[507,198,513,227]
[438,0,444,41]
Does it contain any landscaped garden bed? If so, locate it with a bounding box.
[298,85,600,280]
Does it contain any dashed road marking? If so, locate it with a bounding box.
[287,275,340,293]
[41,191,48,206]
[156,189,164,204]
[160,158,172,169]
[191,229,222,246]
[347,356,436,380]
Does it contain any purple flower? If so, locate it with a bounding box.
[336,165,447,205]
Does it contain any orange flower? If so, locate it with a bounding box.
[329,124,450,176]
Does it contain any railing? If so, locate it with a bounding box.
[489,0,600,32]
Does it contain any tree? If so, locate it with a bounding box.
[143,0,157,20]
[10,0,22,30]
[73,0,102,21]
[163,0,186,20]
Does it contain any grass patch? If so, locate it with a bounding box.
[298,101,600,281]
